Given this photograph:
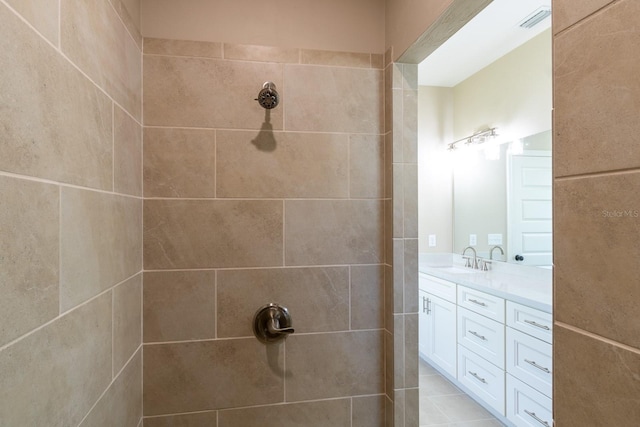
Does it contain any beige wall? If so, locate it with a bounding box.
[0,0,142,425]
[417,86,454,253]
[141,39,386,425]
[553,0,640,425]
[453,29,552,142]
[141,0,386,54]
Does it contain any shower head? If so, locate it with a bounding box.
[255,82,279,109]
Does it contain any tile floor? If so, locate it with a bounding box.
[419,358,505,427]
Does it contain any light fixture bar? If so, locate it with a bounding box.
[447,128,498,151]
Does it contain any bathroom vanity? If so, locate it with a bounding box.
[419,254,552,427]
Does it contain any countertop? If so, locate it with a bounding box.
[419,253,552,313]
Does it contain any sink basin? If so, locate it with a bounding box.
[428,266,476,274]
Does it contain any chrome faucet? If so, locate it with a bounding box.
[489,245,505,261]
[462,246,479,269]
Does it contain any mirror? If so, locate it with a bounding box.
[452,130,552,267]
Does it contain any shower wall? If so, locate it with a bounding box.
[142,39,387,425]
[0,0,142,426]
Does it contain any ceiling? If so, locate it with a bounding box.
[418,0,551,87]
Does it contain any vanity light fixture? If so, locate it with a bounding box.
[447,127,498,151]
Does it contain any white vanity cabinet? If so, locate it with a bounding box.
[506,301,553,427]
[419,274,457,378]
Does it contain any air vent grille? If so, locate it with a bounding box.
[519,7,551,29]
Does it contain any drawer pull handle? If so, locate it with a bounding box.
[525,359,551,373]
[524,409,550,427]
[422,296,427,313]
[468,371,487,384]
[468,298,487,307]
[524,319,550,330]
[469,330,487,341]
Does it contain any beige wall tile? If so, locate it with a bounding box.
[301,49,371,68]
[394,389,405,427]
[404,314,418,388]
[555,173,640,348]
[284,200,383,265]
[393,314,405,389]
[554,0,640,177]
[60,188,142,311]
[353,395,386,427]
[371,54,384,69]
[403,239,418,313]
[145,38,222,58]
[224,43,299,63]
[286,330,384,401]
[143,270,216,343]
[553,0,615,34]
[284,65,383,134]
[0,293,112,427]
[403,164,418,238]
[555,325,640,426]
[404,387,420,426]
[217,130,348,198]
[351,265,384,330]
[114,105,142,196]
[384,266,394,330]
[144,199,283,269]
[113,274,142,373]
[4,0,58,44]
[79,349,142,427]
[385,395,394,427]
[143,55,284,129]
[0,5,113,189]
[0,176,58,347]
[61,0,142,119]
[384,67,393,135]
[384,133,393,198]
[403,90,418,163]
[385,199,393,264]
[350,134,384,198]
[393,164,404,238]
[219,399,351,426]
[385,329,394,393]
[143,338,284,415]
[144,411,217,427]
[143,127,216,198]
[110,0,142,48]
[393,239,404,314]
[392,90,404,163]
[217,267,349,337]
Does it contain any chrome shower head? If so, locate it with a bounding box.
[255,82,279,109]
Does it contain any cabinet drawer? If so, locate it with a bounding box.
[506,301,552,344]
[506,328,552,398]
[458,307,505,369]
[457,345,505,416]
[507,374,553,427]
[419,273,456,303]
[458,286,505,322]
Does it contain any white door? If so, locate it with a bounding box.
[508,154,552,267]
[424,293,457,378]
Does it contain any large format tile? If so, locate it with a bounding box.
[554,0,640,176]
[143,270,216,343]
[0,293,112,427]
[61,0,142,119]
[216,130,349,198]
[555,173,640,348]
[143,338,284,415]
[144,199,283,269]
[224,43,299,63]
[60,188,142,311]
[555,325,640,426]
[143,127,216,198]
[217,267,349,337]
[144,38,222,58]
[218,399,351,427]
[0,176,58,347]
[553,0,615,34]
[285,330,384,401]
[144,411,218,427]
[350,265,384,330]
[113,274,142,374]
[0,5,113,189]
[114,106,142,197]
[349,134,384,199]
[284,64,383,134]
[143,55,283,129]
[284,200,383,266]
[429,395,493,423]
[353,395,386,427]
[4,0,58,44]
[79,349,142,427]
[300,49,372,68]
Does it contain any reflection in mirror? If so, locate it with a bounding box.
[453,130,552,267]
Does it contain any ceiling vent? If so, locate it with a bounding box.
[519,6,551,29]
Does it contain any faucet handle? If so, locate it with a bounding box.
[463,256,472,268]
[480,258,491,271]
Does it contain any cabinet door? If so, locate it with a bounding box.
[422,293,457,378]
